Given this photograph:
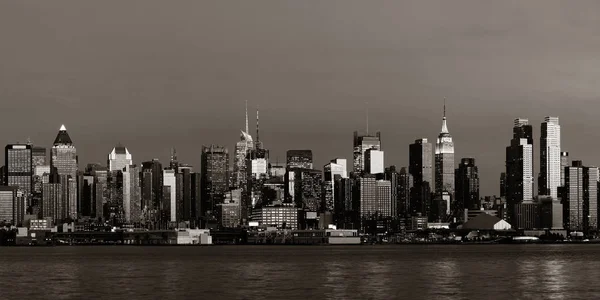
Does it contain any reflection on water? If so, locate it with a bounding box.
[2,245,600,299]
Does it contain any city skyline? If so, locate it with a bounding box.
[2,1,600,197]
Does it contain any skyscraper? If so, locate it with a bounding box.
[51,125,78,179]
[0,186,19,225]
[455,158,480,217]
[5,144,32,200]
[398,167,412,217]
[358,176,392,220]
[233,104,254,189]
[539,117,561,198]
[506,118,534,224]
[201,145,229,218]
[560,152,569,187]
[286,150,313,169]
[108,145,132,172]
[435,103,455,197]
[123,164,142,224]
[353,131,381,175]
[409,138,433,216]
[163,169,176,223]
[364,149,384,175]
[32,146,47,167]
[564,161,598,232]
[141,159,163,211]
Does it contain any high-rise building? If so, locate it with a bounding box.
[5,144,32,200]
[398,167,412,216]
[455,158,480,218]
[286,150,313,169]
[323,159,348,213]
[201,145,229,218]
[353,131,381,175]
[123,164,142,224]
[178,165,193,222]
[32,146,47,167]
[500,172,507,197]
[358,176,392,220]
[409,138,433,216]
[435,103,455,197]
[141,159,163,211]
[108,145,132,172]
[0,186,21,225]
[288,168,322,212]
[163,169,176,223]
[539,117,561,198]
[106,171,123,224]
[384,166,399,218]
[560,152,569,187]
[233,102,254,189]
[42,182,62,221]
[564,161,598,231]
[505,118,534,225]
[51,125,78,179]
[364,149,384,175]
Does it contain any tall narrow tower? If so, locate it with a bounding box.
[539,116,561,198]
[435,100,455,197]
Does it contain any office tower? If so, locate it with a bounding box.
[105,171,124,224]
[334,177,355,228]
[564,161,598,231]
[409,138,433,216]
[220,189,242,228]
[32,147,47,167]
[163,169,176,222]
[384,166,399,218]
[287,168,322,212]
[94,169,108,220]
[358,176,392,220]
[141,159,163,211]
[435,103,455,197]
[539,117,561,198]
[66,176,77,220]
[353,131,382,175]
[505,118,534,224]
[123,164,142,224]
[398,167,412,216]
[42,182,62,221]
[560,152,569,187]
[364,149,384,175]
[234,125,254,189]
[51,125,78,179]
[81,173,94,217]
[170,148,179,172]
[286,150,313,169]
[201,145,229,218]
[174,165,192,222]
[455,158,480,218]
[5,144,33,200]
[500,172,507,197]
[191,172,201,222]
[0,186,25,225]
[324,159,349,213]
[108,145,132,172]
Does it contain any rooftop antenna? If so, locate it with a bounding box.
[256,105,260,144]
[444,97,446,119]
[366,102,369,135]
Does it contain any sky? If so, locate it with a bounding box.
[1,0,600,196]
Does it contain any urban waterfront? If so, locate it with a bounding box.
[1,245,599,299]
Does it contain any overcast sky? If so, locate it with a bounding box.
[1,1,600,196]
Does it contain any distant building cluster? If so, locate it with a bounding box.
[0,102,592,236]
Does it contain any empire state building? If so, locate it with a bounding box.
[435,103,455,197]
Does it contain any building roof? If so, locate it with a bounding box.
[462,213,505,230]
[53,125,73,145]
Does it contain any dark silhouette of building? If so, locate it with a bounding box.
[398,167,412,217]
[286,150,313,169]
[201,145,229,220]
[455,158,480,219]
[141,159,163,212]
[505,118,534,225]
[353,131,381,175]
[409,138,432,217]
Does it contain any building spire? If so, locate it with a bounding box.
[441,98,449,134]
[245,100,249,135]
